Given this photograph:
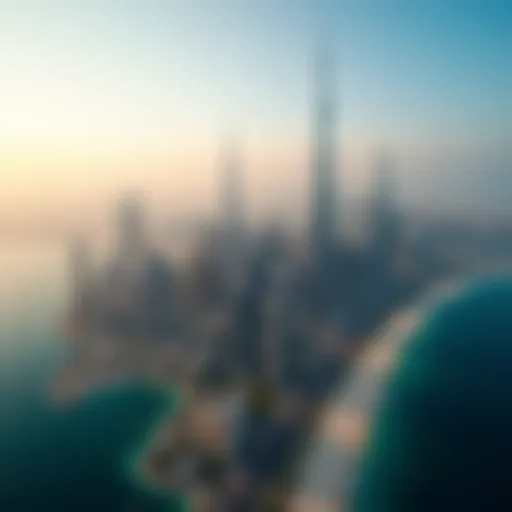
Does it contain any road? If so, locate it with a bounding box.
[288,280,463,512]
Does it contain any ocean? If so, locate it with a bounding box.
[0,244,184,511]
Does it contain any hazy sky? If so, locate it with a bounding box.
[0,0,510,238]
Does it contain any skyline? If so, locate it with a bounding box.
[0,0,510,239]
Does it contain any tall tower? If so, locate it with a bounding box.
[220,142,247,278]
[369,153,400,309]
[116,195,146,258]
[311,48,339,256]
[69,233,90,320]
[372,153,397,260]
[222,143,244,244]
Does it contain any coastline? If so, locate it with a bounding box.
[48,339,188,510]
[49,284,456,510]
[128,386,179,480]
[126,385,187,509]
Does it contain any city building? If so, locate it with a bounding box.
[310,48,339,258]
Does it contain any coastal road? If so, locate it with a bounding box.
[288,280,463,512]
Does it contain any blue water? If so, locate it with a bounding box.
[0,245,183,511]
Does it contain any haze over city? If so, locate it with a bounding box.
[1,0,510,240]
[1,2,512,512]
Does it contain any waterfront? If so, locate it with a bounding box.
[290,280,463,511]
[0,244,184,511]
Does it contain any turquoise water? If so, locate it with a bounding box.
[0,245,183,511]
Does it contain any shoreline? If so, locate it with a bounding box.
[125,386,185,503]
[50,282,453,511]
[48,346,188,508]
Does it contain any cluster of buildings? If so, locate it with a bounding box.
[69,197,176,343]
[63,50,500,510]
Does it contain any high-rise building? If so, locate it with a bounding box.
[69,233,90,321]
[310,48,339,256]
[220,142,246,293]
[221,143,243,236]
[116,195,146,258]
[307,48,346,320]
[140,256,175,340]
[368,153,401,308]
[371,153,398,265]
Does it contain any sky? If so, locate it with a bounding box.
[0,0,510,239]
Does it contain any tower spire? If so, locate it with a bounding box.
[222,141,244,240]
[220,140,246,280]
[116,194,146,259]
[311,46,339,254]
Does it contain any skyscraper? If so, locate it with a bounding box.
[310,48,339,256]
[221,142,245,247]
[116,195,146,258]
[220,142,247,296]
[69,233,90,321]
[369,153,400,307]
[371,153,398,264]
